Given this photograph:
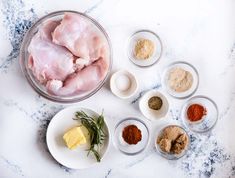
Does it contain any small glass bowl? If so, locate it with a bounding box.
[127,29,163,67]
[162,61,199,99]
[19,11,112,103]
[181,95,218,133]
[155,125,190,160]
[113,117,150,155]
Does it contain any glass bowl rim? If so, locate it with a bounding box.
[19,10,113,103]
[113,117,150,156]
[126,29,163,68]
[180,95,219,133]
[155,124,190,160]
[162,61,199,99]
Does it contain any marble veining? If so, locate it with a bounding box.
[131,83,162,104]
[0,0,235,177]
[180,134,235,178]
[104,169,112,178]
[0,0,37,72]
[0,156,25,177]
[84,0,104,14]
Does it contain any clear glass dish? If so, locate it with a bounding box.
[20,10,112,103]
[155,125,190,160]
[113,117,150,155]
[127,29,163,67]
[181,95,218,133]
[162,61,199,99]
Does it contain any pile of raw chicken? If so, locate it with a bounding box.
[28,13,110,96]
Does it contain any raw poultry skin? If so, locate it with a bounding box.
[28,20,75,84]
[47,54,109,96]
[28,13,110,96]
[52,12,106,63]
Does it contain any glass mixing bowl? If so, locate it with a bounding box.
[20,11,112,103]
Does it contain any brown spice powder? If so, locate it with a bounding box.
[157,126,189,154]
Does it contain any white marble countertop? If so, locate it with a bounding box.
[1,0,235,177]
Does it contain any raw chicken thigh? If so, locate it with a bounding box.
[28,12,110,97]
[46,57,108,96]
[28,20,74,83]
[52,13,107,62]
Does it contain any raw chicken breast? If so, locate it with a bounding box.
[46,56,109,96]
[28,20,75,83]
[52,12,107,62]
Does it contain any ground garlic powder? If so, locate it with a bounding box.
[134,39,154,60]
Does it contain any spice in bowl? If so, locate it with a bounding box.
[187,104,207,122]
[122,125,142,145]
[110,70,138,99]
[148,96,163,110]
[168,67,193,93]
[134,38,154,60]
[157,126,189,155]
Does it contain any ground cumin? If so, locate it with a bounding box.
[148,96,163,110]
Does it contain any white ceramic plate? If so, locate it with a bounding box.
[46,106,110,169]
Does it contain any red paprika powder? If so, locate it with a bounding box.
[187,104,207,122]
[122,125,142,144]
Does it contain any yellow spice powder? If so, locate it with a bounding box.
[134,39,154,60]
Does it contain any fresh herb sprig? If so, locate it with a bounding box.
[74,110,106,162]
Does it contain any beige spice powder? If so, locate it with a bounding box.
[134,38,154,60]
[167,67,193,93]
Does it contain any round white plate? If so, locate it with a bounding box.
[46,106,110,169]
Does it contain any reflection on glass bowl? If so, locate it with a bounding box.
[113,117,150,155]
[162,61,199,99]
[20,11,112,103]
[181,95,218,133]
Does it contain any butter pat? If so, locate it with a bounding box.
[63,126,87,150]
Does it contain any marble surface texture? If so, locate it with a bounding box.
[1,0,235,177]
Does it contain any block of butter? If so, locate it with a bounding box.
[63,126,87,150]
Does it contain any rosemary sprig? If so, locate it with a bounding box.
[74,110,106,162]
